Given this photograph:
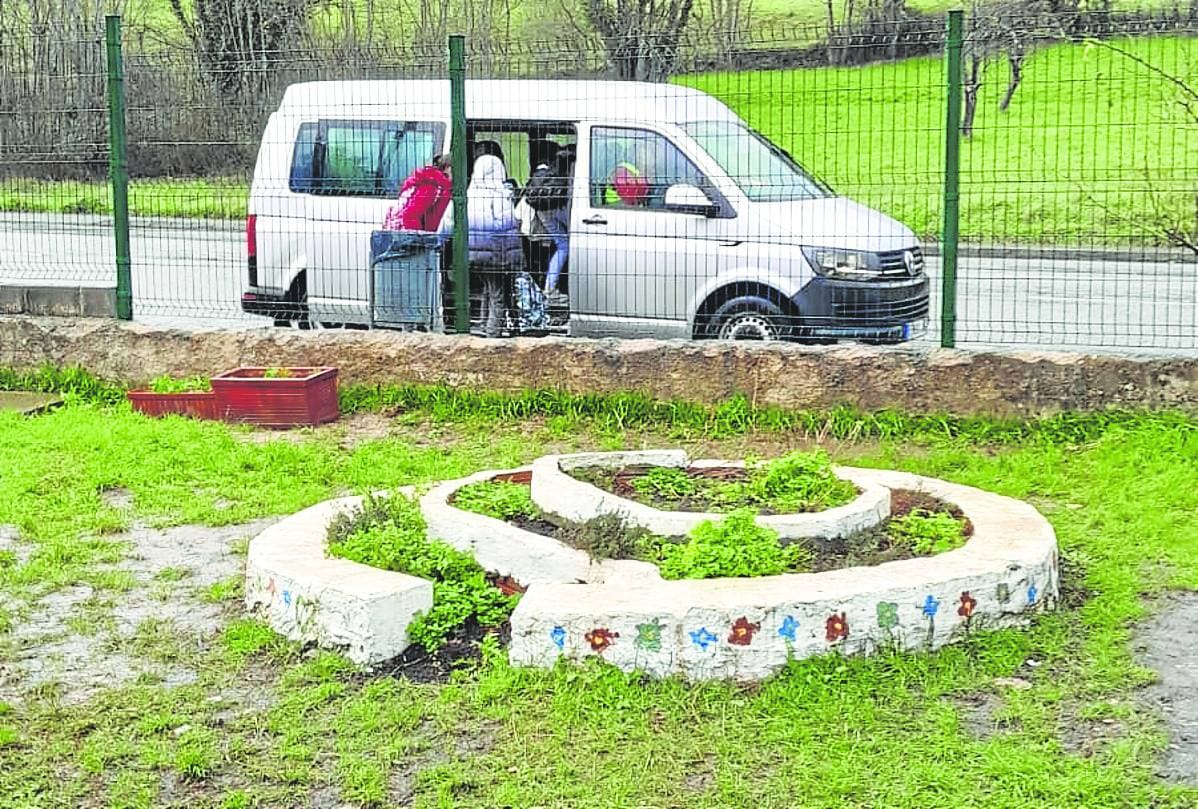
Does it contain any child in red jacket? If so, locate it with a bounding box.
[384,155,452,232]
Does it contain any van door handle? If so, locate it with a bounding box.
[582,215,607,226]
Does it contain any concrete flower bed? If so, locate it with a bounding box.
[529,450,890,541]
[244,455,1057,681]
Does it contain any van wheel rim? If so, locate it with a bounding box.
[718,313,778,341]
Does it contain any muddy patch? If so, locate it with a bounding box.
[0,520,274,705]
[1134,592,1198,784]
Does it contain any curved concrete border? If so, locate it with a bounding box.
[510,467,1059,682]
[245,489,433,665]
[530,450,889,540]
[421,469,662,587]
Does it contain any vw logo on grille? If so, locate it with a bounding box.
[903,250,917,275]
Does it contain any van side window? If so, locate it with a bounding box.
[289,120,445,197]
[590,127,705,210]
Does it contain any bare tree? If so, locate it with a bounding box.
[693,0,754,67]
[167,0,320,99]
[583,0,697,80]
[1085,39,1197,255]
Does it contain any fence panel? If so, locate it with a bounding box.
[0,11,1194,352]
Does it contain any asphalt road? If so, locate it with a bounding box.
[2,212,1196,354]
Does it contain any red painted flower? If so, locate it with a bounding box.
[585,627,619,653]
[728,617,761,646]
[825,612,849,643]
[958,591,978,619]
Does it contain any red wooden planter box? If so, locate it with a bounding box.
[210,367,339,428]
[127,390,220,420]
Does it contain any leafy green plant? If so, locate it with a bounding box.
[453,480,539,521]
[328,494,517,652]
[747,450,858,512]
[148,375,211,394]
[888,510,967,555]
[263,367,293,379]
[631,467,698,501]
[658,508,810,580]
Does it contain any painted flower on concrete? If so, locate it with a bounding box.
[996,582,1011,604]
[550,625,566,650]
[922,595,940,618]
[778,615,799,642]
[689,627,718,651]
[958,591,978,619]
[825,612,849,643]
[728,617,760,646]
[282,589,292,607]
[635,620,663,652]
[585,627,618,653]
[1027,585,1038,605]
[876,602,899,630]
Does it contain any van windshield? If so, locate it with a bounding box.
[682,121,829,202]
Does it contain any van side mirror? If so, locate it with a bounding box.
[664,184,720,217]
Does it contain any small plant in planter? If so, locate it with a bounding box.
[127,375,218,420]
[210,367,338,428]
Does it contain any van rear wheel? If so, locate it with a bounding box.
[711,297,788,341]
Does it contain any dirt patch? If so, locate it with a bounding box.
[373,620,509,685]
[100,485,134,510]
[1134,592,1198,784]
[0,519,274,706]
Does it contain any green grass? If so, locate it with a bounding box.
[684,35,1197,244]
[0,177,248,220]
[1,381,1197,806]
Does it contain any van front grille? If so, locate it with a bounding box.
[877,247,923,277]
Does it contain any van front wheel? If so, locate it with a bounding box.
[710,297,788,341]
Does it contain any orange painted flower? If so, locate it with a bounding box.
[825,612,849,642]
[958,591,978,619]
[585,627,619,653]
[728,617,761,646]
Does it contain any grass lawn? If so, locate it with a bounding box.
[5,36,1192,245]
[0,370,1196,807]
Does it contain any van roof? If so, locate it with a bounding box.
[277,80,739,125]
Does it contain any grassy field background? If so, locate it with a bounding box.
[0,372,1196,807]
[3,36,1191,244]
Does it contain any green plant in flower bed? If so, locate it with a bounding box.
[888,509,968,555]
[263,367,294,379]
[606,450,858,514]
[657,508,811,580]
[147,375,211,394]
[453,480,539,521]
[327,493,517,652]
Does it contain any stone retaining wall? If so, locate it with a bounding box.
[3,316,1197,417]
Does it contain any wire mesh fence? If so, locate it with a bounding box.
[0,9,1195,351]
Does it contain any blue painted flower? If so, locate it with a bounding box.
[282,589,292,607]
[922,595,939,618]
[778,615,799,642]
[550,625,566,650]
[1027,585,1038,605]
[690,627,718,651]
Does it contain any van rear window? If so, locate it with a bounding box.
[289,120,446,197]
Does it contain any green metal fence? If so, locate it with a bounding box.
[0,9,1195,351]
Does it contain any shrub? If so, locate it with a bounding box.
[556,512,663,561]
[658,508,810,580]
[328,493,517,652]
[888,510,967,555]
[453,480,539,521]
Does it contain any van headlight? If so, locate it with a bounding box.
[802,247,879,279]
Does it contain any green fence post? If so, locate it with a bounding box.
[105,15,133,321]
[940,9,963,348]
[449,35,469,335]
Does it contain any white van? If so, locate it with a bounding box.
[242,79,928,342]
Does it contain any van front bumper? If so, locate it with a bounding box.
[791,275,929,339]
